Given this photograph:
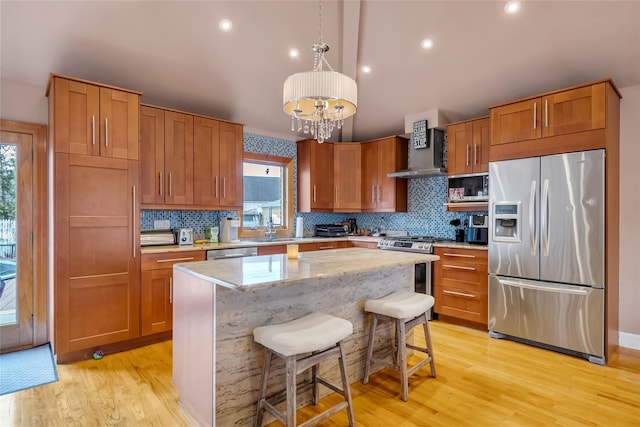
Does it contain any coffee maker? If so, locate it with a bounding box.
[220,217,240,243]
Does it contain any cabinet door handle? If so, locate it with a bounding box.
[442,253,475,258]
[474,144,478,165]
[215,176,219,198]
[313,185,317,203]
[443,289,475,298]
[466,144,469,166]
[371,185,375,203]
[318,245,334,250]
[223,177,226,199]
[169,172,173,196]
[132,185,136,258]
[443,264,475,271]
[159,171,163,196]
[170,277,173,304]
[545,99,549,128]
[377,185,381,202]
[157,257,195,263]
[105,117,108,147]
[335,185,338,203]
[533,102,537,130]
[91,116,96,146]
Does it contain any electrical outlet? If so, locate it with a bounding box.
[154,220,170,230]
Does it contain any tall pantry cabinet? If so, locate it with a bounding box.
[47,74,141,362]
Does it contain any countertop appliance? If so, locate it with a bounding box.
[447,173,489,202]
[315,224,348,237]
[488,149,605,364]
[377,236,443,318]
[176,228,194,246]
[466,214,488,245]
[220,217,240,243]
[140,229,176,246]
[207,246,258,260]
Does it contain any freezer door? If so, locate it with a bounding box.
[540,150,605,287]
[489,157,539,279]
[488,275,604,358]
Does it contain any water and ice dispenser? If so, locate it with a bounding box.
[492,202,521,242]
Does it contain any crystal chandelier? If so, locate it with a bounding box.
[283,1,357,143]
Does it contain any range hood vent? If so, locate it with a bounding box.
[388,128,447,179]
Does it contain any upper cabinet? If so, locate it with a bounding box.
[489,80,620,161]
[334,143,362,212]
[297,139,334,212]
[447,117,489,175]
[47,74,140,160]
[361,136,408,212]
[140,104,243,210]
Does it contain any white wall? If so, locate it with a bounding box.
[1,77,639,349]
[618,85,640,349]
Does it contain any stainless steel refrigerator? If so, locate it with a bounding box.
[488,149,605,364]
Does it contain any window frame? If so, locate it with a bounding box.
[239,152,294,239]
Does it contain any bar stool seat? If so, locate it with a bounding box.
[363,290,436,402]
[253,312,355,427]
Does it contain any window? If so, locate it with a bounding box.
[240,153,294,238]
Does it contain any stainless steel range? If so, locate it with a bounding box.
[377,236,442,314]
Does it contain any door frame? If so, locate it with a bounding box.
[0,119,47,349]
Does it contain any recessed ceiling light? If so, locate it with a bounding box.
[504,1,521,15]
[361,65,371,74]
[219,19,233,32]
[289,48,300,58]
[421,39,434,50]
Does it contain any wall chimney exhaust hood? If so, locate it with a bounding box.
[388,108,455,179]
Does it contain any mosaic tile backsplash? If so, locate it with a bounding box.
[141,132,486,240]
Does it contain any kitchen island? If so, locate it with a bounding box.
[172,247,438,426]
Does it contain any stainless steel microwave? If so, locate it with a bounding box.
[447,173,489,202]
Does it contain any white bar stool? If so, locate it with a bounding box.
[253,312,356,427]
[362,290,436,402]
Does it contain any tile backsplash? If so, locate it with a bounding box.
[141,132,486,240]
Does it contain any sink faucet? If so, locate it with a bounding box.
[265,206,276,240]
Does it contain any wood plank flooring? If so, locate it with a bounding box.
[1,321,638,426]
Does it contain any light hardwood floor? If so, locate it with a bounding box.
[1,321,638,426]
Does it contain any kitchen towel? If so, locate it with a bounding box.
[295,217,304,238]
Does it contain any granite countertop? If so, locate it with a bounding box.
[140,236,381,254]
[173,247,438,291]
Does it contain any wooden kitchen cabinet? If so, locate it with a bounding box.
[256,240,351,255]
[447,117,490,175]
[164,111,194,205]
[361,136,408,212]
[141,250,205,335]
[47,74,140,160]
[490,80,619,161]
[334,143,362,211]
[433,246,488,328]
[297,139,334,212]
[52,153,141,360]
[217,121,244,208]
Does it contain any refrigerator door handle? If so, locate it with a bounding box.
[529,180,537,256]
[541,179,550,256]
[500,278,588,296]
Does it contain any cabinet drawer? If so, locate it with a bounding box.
[435,247,488,264]
[315,240,350,250]
[434,285,487,325]
[438,262,488,292]
[141,250,205,270]
[257,245,286,255]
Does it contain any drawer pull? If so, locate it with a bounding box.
[443,289,475,298]
[318,245,334,249]
[157,257,195,263]
[169,277,173,303]
[443,264,476,271]
[442,253,475,258]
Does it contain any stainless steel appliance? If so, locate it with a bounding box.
[488,149,605,364]
[387,128,447,178]
[378,236,441,317]
[466,214,488,245]
[176,228,194,245]
[315,224,348,237]
[140,229,176,246]
[447,172,489,202]
[207,246,258,260]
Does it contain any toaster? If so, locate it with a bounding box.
[176,228,194,245]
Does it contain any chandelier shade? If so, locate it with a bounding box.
[283,70,357,121]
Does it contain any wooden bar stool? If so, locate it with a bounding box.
[253,312,356,427]
[362,290,436,402]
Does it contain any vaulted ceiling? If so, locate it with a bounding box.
[2,1,639,141]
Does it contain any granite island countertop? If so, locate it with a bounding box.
[173,247,438,291]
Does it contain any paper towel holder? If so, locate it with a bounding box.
[295,216,304,238]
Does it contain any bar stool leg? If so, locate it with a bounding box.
[422,313,437,377]
[338,341,356,427]
[311,358,319,405]
[255,349,273,427]
[285,355,297,427]
[396,318,409,402]
[362,314,378,384]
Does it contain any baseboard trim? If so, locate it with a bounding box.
[619,332,640,351]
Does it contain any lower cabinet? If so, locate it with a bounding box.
[256,240,351,255]
[433,246,488,328]
[350,240,379,249]
[140,250,205,335]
